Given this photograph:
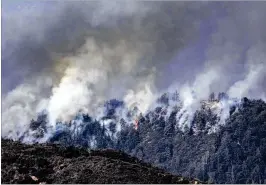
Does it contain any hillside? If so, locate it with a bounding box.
[1,139,203,184]
[12,95,266,183]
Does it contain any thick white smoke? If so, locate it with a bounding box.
[2,1,210,140]
[2,1,266,141]
[169,2,266,131]
[47,37,156,126]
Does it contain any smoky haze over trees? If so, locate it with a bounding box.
[2,1,266,184]
[25,95,266,184]
[2,1,266,140]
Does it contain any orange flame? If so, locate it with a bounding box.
[134,119,139,130]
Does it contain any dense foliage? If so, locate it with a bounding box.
[24,97,266,183]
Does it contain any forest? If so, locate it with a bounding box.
[22,94,266,183]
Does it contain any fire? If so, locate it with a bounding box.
[134,119,139,130]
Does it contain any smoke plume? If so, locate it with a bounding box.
[2,1,266,140]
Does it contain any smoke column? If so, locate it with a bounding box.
[2,1,266,140]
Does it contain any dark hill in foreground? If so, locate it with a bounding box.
[1,139,202,184]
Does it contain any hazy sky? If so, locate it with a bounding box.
[2,1,266,140]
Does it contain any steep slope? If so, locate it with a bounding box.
[1,139,202,184]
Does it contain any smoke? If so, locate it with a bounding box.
[174,2,266,121]
[203,2,266,100]
[2,1,266,140]
[2,1,210,139]
[228,44,266,100]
